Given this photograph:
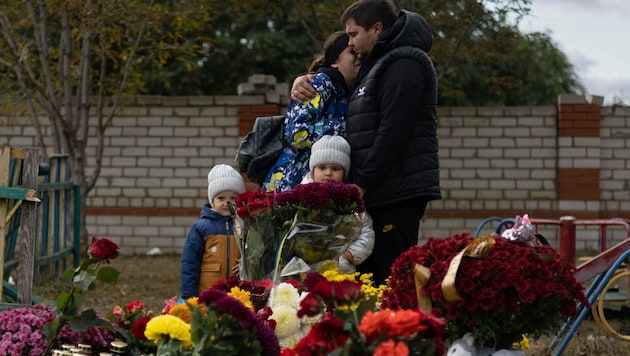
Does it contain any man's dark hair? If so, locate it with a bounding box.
[341,0,398,31]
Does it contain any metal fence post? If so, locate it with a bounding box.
[559,216,577,264]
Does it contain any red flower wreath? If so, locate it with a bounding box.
[381,233,588,349]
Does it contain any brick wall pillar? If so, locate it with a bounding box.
[237,104,281,136]
[557,94,603,212]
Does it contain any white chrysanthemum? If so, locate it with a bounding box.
[279,332,302,349]
[270,305,301,339]
[300,312,322,328]
[268,282,300,309]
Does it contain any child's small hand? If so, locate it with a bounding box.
[232,258,241,276]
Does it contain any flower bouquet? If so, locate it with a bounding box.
[381,232,588,349]
[274,181,364,278]
[234,189,284,280]
[235,181,365,281]
[145,289,280,355]
[281,269,446,355]
[106,300,156,354]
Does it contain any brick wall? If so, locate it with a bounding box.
[1,91,630,256]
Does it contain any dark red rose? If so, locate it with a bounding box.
[297,293,324,318]
[89,237,119,261]
[131,316,150,340]
[303,272,326,290]
[331,280,364,303]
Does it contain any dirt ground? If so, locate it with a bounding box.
[32,253,181,316]
[28,253,630,355]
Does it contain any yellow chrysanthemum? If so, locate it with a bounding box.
[513,334,530,350]
[324,269,385,301]
[268,283,300,309]
[144,314,192,349]
[322,268,355,282]
[228,286,254,311]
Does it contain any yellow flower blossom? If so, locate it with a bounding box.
[228,286,254,311]
[512,334,530,350]
[320,268,386,312]
[144,314,192,349]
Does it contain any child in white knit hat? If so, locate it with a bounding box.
[180,164,246,299]
[301,135,374,274]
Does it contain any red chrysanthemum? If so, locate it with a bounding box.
[382,233,588,349]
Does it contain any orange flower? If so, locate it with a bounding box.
[358,310,391,339]
[168,303,192,323]
[374,339,409,356]
[168,297,206,323]
[387,309,427,338]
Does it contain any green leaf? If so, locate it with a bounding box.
[80,257,102,270]
[69,316,88,332]
[79,308,97,321]
[42,317,60,341]
[72,292,87,311]
[61,268,76,281]
[56,290,71,310]
[92,318,123,333]
[96,266,120,284]
[73,269,97,291]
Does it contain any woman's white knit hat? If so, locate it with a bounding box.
[207,164,245,206]
[309,135,351,176]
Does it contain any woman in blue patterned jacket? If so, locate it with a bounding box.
[262,31,358,191]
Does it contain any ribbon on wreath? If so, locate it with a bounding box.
[441,235,496,302]
[413,235,497,313]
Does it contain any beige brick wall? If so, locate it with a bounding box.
[2,94,630,258]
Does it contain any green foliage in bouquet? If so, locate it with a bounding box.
[381,233,589,349]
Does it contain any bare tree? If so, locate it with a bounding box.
[0,0,211,246]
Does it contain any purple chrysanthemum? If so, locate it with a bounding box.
[0,304,115,354]
[198,288,280,355]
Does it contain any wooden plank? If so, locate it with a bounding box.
[0,187,41,201]
[0,146,11,301]
[17,147,39,305]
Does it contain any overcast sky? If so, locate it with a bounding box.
[516,0,629,105]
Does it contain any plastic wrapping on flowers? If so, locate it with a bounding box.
[277,212,362,278]
[234,181,365,282]
[240,212,283,281]
[381,232,589,349]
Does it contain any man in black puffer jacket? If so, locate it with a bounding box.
[291,0,440,285]
[341,0,440,285]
